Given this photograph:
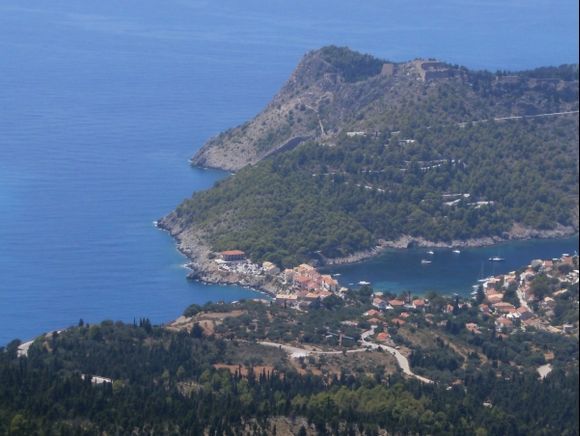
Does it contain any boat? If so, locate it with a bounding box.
[427,250,435,255]
[358,280,371,285]
[421,259,432,265]
[452,249,461,254]
[488,257,505,262]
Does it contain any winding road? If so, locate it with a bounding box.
[259,326,432,384]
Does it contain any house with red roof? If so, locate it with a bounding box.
[389,299,405,308]
[376,332,390,343]
[220,250,246,262]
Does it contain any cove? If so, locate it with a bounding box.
[324,236,579,296]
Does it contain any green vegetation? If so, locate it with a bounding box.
[183,49,578,256]
[1,301,578,435]
[175,116,578,267]
[318,45,386,82]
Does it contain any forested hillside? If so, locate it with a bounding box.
[164,47,579,267]
[1,306,578,435]
[170,116,578,267]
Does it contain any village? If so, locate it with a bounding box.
[213,249,579,343]
[472,252,579,336]
[214,249,343,307]
[166,249,578,389]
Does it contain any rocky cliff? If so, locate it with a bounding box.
[190,46,579,172]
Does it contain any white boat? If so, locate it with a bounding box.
[358,280,371,285]
[427,250,435,255]
[452,249,461,254]
[488,257,505,262]
[421,259,432,265]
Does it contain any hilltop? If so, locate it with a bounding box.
[191,46,579,171]
[162,47,579,269]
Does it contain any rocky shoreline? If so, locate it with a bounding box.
[157,213,577,292]
[323,224,578,265]
[156,216,279,298]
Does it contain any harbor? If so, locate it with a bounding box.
[324,236,579,296]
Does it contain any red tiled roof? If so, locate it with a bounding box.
[376,332,390,342]
[221,250,245,256]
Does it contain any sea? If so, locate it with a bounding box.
[1,0,578,345]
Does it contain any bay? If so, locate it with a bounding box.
[325,236,579,296]
[0,0,578,344]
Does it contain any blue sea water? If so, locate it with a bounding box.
[325,236,579,296]
[0,1,578,345]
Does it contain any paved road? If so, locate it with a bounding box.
[258,341,366,358]
[360,327,432,384]
[260,329,432,384]
[17,330,63,358]
[457,110,579,128]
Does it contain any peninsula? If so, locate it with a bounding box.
[160,47,579,288]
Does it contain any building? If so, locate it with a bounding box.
[262,261,280,275]
[486,293,503,304]
[413,59,453,81]
[220,250,246,262]
[388,299,405,308]
[412,298,426,309]
[321,275,339,292]
[275,294,298,306]
[376,332,390,343]
[364,309,381,318]
[492,302,516,314]
[372,297,388,310]
[495,317,513,333]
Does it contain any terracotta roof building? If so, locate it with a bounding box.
[220,250,246,262]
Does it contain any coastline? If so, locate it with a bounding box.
[155,217,278,298]
[322,225,579,266]
[157,212,577,293]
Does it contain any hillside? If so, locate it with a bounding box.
[164,47,579,268]
[2,294,578,434]
[191,46,579,171]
